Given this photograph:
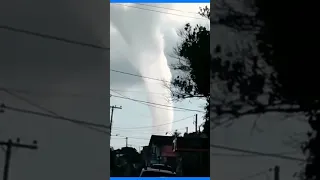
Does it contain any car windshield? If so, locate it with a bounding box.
[140,171,176,177]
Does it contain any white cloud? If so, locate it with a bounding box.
[110,3,209,134]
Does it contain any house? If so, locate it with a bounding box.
[146,135,177,169]
[173,136,209,177]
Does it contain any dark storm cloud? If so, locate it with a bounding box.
[0,0,109,180]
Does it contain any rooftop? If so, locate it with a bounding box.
[149,135,174,147]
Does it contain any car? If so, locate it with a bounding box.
[139,168,176,177]
[150,164,174,172]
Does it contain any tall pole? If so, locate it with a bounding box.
[274,165,280,180]
[3,141,12,180]
[125,137,128,147]
[195,114,198,133]
[186,127,188,134]
[0,139,38,180]
[110,105,122,133]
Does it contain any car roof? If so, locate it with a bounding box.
[142,168,175,174]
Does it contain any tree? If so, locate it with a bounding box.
[211,0,319,179]
[169,6,210,137]
[169,6,210,108]
[254,1,319,179]
[120,147,141,164]
[172,1,319,179]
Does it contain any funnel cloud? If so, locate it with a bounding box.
[111,4,174,134]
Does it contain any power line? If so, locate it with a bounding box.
[112,4,208,21]
[210,144,305,162]
[111,88,165,95]
[113,115,195,129]
[0,139,38,180]
[111,135,149,140]
[2,87,165,98]
[112,127,186,134]
[110,90,186,112]
[111,94,204,113]
[0,104,109,129]
[111,69,169,83]
[0,88,110,135]
[211,150,300,157]
[136,4,201,15]
[0,87,108,99]
[0,25,109,50]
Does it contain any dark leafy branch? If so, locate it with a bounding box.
[170,1,319,179]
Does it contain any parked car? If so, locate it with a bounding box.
[139,168,176,177]
[150,164,174,172]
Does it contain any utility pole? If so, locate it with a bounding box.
[0,138,38,180]
[125,137,128,147]
[110,105,122,133]
[194,114,198,133]
[274,165,280,180]
[185,127,188,134]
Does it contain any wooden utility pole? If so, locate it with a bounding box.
[195,114,198,132]
[274,165,280,180]
[110,105,122,133]
[185,127,188,134]
[125,137,128,147]
[0,138,38,180]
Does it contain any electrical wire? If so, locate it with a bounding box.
[1,87,108,99]
[112,4,208,21]
[0,104,109,129]
[210,144,305,162]
[111,135,150,140]
[211,150,300,157]
[111,69,169,83]
[112,127,186,134]
[2,87,164,99]
[0,88,110,134]
[111,88,165,95]
[111,94,204,113]
[1,88,197,130]
[0,25,109,50]
[136,4,201,15]
[113,115,195,129]
[111,89,186,112]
